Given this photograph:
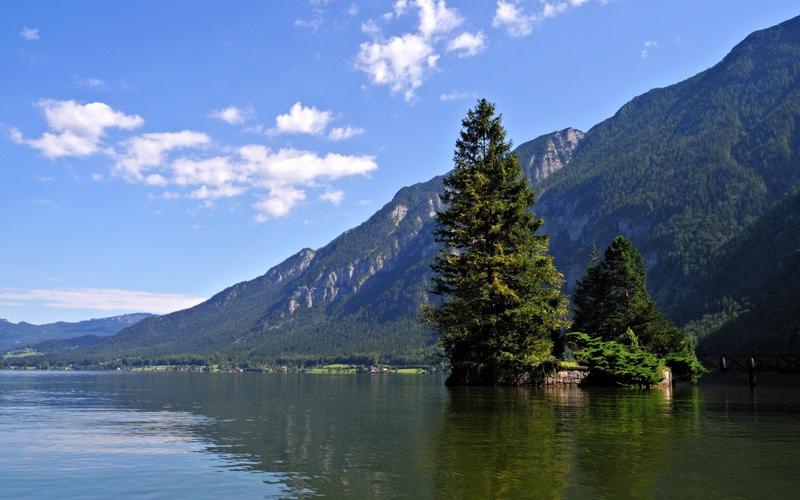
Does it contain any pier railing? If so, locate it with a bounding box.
[697,354,800,373]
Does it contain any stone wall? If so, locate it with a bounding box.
[544,367,590,385]
[446,362,672,387]
[544,366,672,387]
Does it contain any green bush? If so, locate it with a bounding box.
[663,351,706,383]
[566,332,664,387]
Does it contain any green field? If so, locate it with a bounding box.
[2,349,41,360]
[394,368,427,374]
[307,364,359,374]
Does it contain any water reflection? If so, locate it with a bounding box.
[431,386,572,499]
[567,388,676,498]
[1,372,799,499]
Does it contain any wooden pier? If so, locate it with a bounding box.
[697,354,800,386]
[698,354,800,373]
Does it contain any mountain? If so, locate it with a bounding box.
[0,313,155,352]
[532,15,800,353]
[76,130,583,364]
[536,15,800,303]
[68,15,800,364]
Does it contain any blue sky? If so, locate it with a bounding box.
[1,0,798,324]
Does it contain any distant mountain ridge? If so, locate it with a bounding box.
[0,313,155,352]
[65,14,800,363]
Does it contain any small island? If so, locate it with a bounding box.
[426,99,703,387]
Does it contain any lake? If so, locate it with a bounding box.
[1,371,799,499]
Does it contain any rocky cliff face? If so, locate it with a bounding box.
[515,128,585,185]
[270,178,444,322]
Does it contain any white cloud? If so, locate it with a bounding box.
[243,146,376,221]
[190,184,245,201]
[440,90,475,101]
[121,143,376,220]
[171,156,241,196]
[144,174,168,186]
[12,98,373,220]
[357,33,438,101]
[542,2,569,19]
[13,100,143,159]
[24,132,97,158]
[161,191,181,200]
[328,126,364,141]
[113,131,210,182]
[238,145,377,185]
[254,185,307,221]
[394,0,410,16]
[493,0,595,38]
[270,102,333,135]
[0,287,205,314]
[210,106,249,125]
[294,6,325,31]
[361,18,382,38]
[41,100,142,139]
[446,31,486,57]
[493,1,535,37]
[294,17,323,30]
[416,0,463,40]
[76,77,105,88]
[641,40,658,58]
[347,3,359,16]
[8,128,24,144]
[320,190,344,205]
[357,0,476,100]
[19,26,39,41]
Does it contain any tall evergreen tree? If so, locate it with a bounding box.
[573,245,601,336]
[573,236,684,356]
[430,99,570,381]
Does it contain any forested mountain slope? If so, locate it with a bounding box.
[684,188,800,353]
[536,15,800,308]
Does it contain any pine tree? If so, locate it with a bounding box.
[430,99,570,382]
[573,236,685,356]
[573,245,601,337]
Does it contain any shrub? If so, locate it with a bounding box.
[566,332,664,387]
[663,351,706,383]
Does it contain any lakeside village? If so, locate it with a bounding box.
[0,352,434,375]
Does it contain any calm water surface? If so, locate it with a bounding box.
[1,371,799,499]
